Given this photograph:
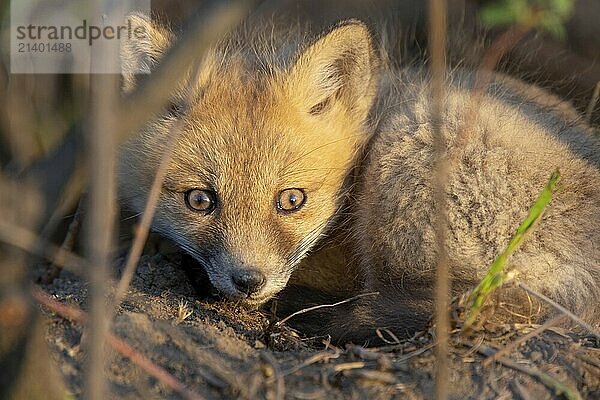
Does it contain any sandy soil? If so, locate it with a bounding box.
[37,249,600,399]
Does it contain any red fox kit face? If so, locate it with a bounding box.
[119,16,378,304]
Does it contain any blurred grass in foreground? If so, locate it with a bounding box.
[480,0,575,38]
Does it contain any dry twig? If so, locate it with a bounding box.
[333,362,366,372]
[274,292,379,328]
[375,328,401,345]
[271,350,340,382]
[347,370,398,385]
[85,43,118,400]
[518,283,600,338]
[428,0,449,398]
[473,342,583,400]
[483,315,566,366]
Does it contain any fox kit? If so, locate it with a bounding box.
[119,15,600,342]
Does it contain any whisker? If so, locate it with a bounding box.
[278,135,359,176]
[285,217,333,269]
[121,212,143,221]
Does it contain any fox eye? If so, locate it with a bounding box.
[185,189,217,213]
[277,188,306,213]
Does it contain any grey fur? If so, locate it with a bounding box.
[322,66,600,341]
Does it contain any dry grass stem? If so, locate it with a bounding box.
[349,370,398,385]
[40,196,85,284]
[471,342,583,400]
[85,66,118,400]
[586,81,600,124]
[482,315,566,366]
[272,351,340,382]
[274,292,379,328]
[0,220,86,276]
[428,0,449,398]
[375,328,401,345]
[333,362,366,372]
[174,300,193,325]
[32,288,87,322]
[517,283,600,338]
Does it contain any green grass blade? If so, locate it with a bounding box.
[463,170,561,329]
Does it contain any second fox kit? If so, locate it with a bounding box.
[119,15,600,342]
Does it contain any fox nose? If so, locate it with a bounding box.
[232,269,266,295]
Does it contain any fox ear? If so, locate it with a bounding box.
[120,13,173,92]
[286,21,378,118]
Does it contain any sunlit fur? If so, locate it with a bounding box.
[119,15,600,343]
[118,15,378,303]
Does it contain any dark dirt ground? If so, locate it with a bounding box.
[34,245,600,400]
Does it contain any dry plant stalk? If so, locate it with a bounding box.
[39,196,85,284]
[482,315,566,366]
[270,350,340,382]
[274,292,379,328]
[518,283,600,338]
[474,343,583,400]
[174,300,194,325]
[427,0,449,398]
[85,49,118,400]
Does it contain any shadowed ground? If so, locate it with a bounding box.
[38,251,600,399]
